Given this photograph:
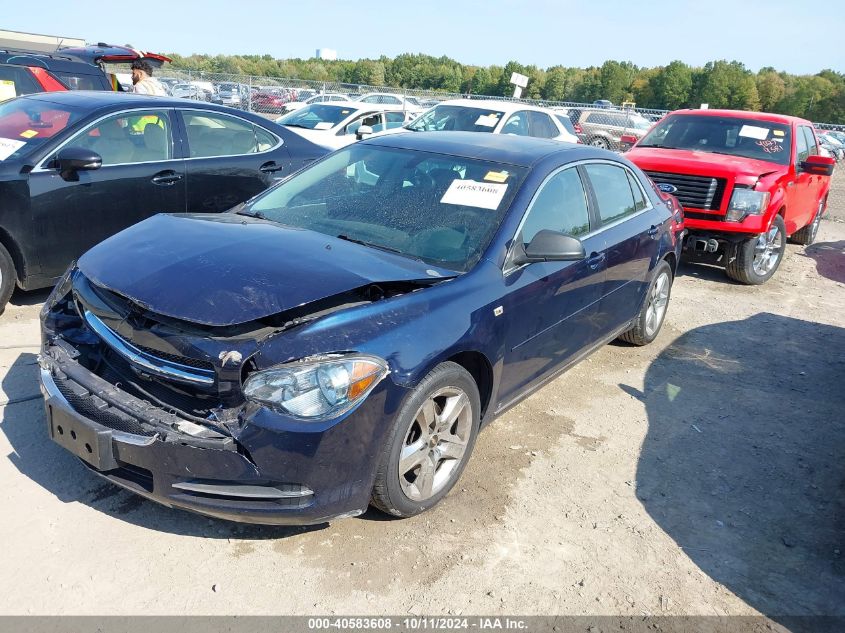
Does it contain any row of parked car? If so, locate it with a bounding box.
[0,40,836,528]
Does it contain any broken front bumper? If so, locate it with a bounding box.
[39,344,392,525]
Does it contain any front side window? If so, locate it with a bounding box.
[795,126,810,164]
[502,112,530,136]
[584,163,637,225]
[246,145,527,272]
[64,110,172,165]
[183,111,277,157]
[520,167,591,244]
[344,112,381,136]
[801,127,818,158]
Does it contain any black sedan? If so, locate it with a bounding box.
[0,91,327,313]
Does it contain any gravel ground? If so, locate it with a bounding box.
[0,173,843,624]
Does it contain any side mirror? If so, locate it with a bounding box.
[356,125,374,140]
[800,154,835,177]
[619,134,638,150]
[55,147,102,181]
[513,230,586,265]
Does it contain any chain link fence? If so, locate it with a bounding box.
[108,65,841,152]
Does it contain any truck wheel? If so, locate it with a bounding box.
[790,199,825,246]
[371,362,480,518]
[619,260,673,346]
[588,137,609,149]
[0,242,16,316]
[725,214,786,284]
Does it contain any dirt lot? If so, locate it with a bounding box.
[1,174,843,622]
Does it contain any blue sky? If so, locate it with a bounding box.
[4,0,842,74]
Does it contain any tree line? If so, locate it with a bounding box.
[166,52,845,123]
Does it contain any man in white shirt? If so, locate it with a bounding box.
[130,60,167,96]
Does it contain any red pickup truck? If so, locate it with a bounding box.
[625,109,834,284]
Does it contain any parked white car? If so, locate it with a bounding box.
[171,83,207,100]
[356,92,422,111]
[276,103,417,150]
[278,93,352,116]
[371,99,580,143]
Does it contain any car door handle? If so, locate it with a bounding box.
[647,225,660,238]
[259,161,284,173]
[151,171,183,186]
[586,252,606,269]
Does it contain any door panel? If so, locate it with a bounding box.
[497,166,603,405]
[179,109,292,213]
[28,109,185,280]
[583,163,658,336]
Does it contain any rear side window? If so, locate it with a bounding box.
[0,64,42,99]
[584,163,637,225]
[626,171,649,212]
[555,114,577,135]
[521,167,591,244]
[526,111,558,139]
[53,72,107,91]
[183,111,278,157]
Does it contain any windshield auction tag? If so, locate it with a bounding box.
[738,125,770,140]
[483,170,509,183]
[475,114,499,127]
[0,137,26,161]
[19,129,38,139]
[441,179,508,210]
[314,121,334,130]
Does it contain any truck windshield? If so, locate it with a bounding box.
[406,105,507,133]
[637,114,792,166]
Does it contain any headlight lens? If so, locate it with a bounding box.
[725,189,770,222]
[243,354,389,420]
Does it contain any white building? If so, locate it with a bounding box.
[315,48,337,61]
[0,29,85,52]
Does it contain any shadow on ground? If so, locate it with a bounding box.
[0,352,326,540]
[623,313,845,627]
[803,239,845,284]
[9,287,51,308]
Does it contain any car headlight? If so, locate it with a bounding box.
[40,264,76,320]
[243,354,389,420]
[725,189,770,222]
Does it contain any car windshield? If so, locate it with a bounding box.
[244,144,527,272]
[277,104,356,129]
[406,105,507,133]
[0,97,85,162]
[637,114,793,165]
[628,113,652,130]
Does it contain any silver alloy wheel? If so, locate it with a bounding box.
[752,223,784,276]
[809,202,824,242]
[398,386,473,502]
[644,271,670,337]
[589,137,608,148]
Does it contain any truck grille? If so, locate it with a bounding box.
[645,171,727,212]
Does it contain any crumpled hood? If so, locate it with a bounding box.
[77,213,450,327]
[628,147,784,181]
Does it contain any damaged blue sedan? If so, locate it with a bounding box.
[39,132,683,524]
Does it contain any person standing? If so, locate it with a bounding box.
[130,60,167,96]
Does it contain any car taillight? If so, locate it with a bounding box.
[574,123,583,134]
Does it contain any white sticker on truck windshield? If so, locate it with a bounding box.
[0,137,26,161]
[738,125,770,140]
[440,179,508,210]
[313,121,334,130]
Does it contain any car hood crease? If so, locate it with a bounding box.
[77,213,451,327]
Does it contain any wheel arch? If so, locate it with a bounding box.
[0,226,25,285]
[445,350,495,422]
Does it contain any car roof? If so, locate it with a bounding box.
[361,131,584,167]
[296,102,412,114]
[18,91,294,126]
[0,48,101,74]
[671,108,811,126]
[429,99,567,116]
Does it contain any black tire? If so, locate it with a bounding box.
[790,198,826,246]
[725,215,786,285]
[0,242,16,316]
[371,361,481,518]
[619,260,673,346]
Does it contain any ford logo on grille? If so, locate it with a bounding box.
[656,183,678,194]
